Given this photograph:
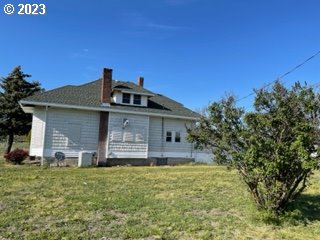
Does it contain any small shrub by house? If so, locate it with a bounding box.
[4,148,29,164]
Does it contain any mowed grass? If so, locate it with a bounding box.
[0,164,319,240]
[0,141,320,239]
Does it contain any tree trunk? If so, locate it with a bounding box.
[5,132,14,154]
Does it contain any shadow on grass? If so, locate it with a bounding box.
[292,194,320,222]
[261,194,320,226]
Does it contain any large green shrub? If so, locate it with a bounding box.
[187,81,320,213]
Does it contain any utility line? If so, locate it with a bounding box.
[236,50,320,103]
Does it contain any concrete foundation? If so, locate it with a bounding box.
[42,157,78,167]
[42,157,195,167]
[106,157,195,167]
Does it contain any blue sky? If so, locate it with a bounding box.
[1,0,320,110]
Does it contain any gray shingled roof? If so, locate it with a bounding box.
[21,79,200,119]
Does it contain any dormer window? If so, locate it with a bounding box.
[113,89,152,106]
[133,95,141,105]
[122,93,131,104]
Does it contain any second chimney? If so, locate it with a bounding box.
[101,68,112,105]
[137,76,144,87]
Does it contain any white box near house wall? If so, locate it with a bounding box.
[78,151,93,167]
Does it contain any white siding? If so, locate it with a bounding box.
[148,117,193,158]
[163,118,193,154]
[148,117,162,153]
[29,107,213,162]
[193,151,214,163]
[141,96,148,106]
[29,108,46,156]
[148,117,214,162]
[43,108,99,157]
[112,91,122,104]
[108,113,149,158]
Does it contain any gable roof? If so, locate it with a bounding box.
[21,79,200,120]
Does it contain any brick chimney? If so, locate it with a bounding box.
[137,76,144,87]
[97,67,112,166]
[101,68,112,105]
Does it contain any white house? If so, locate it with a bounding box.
[20,68,212,166]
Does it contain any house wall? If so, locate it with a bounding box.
[29,107,213,164]
[107,112,149,158]
[112,91,122,104]
[42,108,99,157]
[148,117,162,153]
[148,117,192,158]
[29,108,46,156]
[193,150,213,163]
[141,96,148,106]
[148,117,213,163]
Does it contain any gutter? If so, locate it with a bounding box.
[19,100,199,121]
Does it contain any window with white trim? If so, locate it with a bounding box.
[166,131,172,142]
[122,93,131,104]
[133,94,141,105]
[166,131,182,143]
[175,132,181,143]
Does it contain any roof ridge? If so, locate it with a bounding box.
[20,77,200,119]
[77,79,101,87]
[155,93,184,106]
[42,85,75,94]
[77,79,134,87]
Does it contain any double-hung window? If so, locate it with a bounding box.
[175,132,181,142]
[133,95,141,105]
[166,131,172,142]
[122,93,131,104]
[166,131,181,143]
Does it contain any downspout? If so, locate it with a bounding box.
[189,122,193,158]
[146,116,150,159]
[161,117,164,157]
[41,105,48,165]
[105,113,111,160]
[191,142,193,158]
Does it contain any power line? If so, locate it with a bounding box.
[236,50,320,103]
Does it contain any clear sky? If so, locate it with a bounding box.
[1,0,320,110]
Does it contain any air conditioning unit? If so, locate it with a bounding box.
[78,151,94,167]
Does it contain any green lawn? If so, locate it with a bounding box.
[0,162,320,240]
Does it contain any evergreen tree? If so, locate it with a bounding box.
[0,66,41,154]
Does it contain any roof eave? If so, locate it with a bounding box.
[19,102,35,113]
[19,100,199,120]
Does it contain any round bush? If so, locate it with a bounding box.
[4,148,29,165]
